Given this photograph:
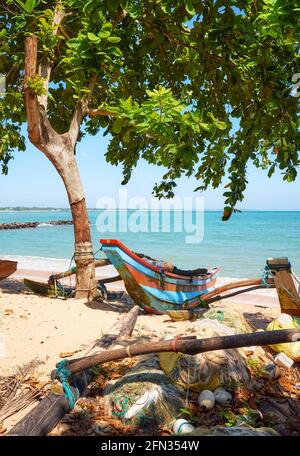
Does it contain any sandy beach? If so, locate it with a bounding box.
[1,267,280,378]
[0,266,286,434]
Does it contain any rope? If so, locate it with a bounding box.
[113,396,130,418]
[55,254,75,299]
[215,310,225,321]
[74,285,98,292]
[292,269,300,286]
[279,283,299,301]
[53,246,106,298]
[93,247,102,258]
[56,247,101,298]
[185,357,190,409]
[261,265,274,288]
[171,337,178,352]
[54,360,79,410]
[183,294,207,310]
[158,260,165,288]
[56,281,73,298]
[74,250,94,256]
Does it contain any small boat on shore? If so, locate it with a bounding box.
[0,260,17,280]
[23,278,73,297]
[23,275,119,298]
[100,239,220,314]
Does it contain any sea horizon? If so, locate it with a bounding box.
[1,209,300,278]
[1,207,300,212]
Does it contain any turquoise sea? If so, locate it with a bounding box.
[0,210,299,278]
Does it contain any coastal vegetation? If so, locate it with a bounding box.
[0,0,298,298]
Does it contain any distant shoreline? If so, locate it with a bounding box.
[1,208,300,213]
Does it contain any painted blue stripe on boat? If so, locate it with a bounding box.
[140,284,215,304]
[102,245,218,286]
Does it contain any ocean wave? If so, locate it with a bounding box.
[37,223,53,227]
[0,255,71,272]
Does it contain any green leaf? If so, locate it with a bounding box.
[15,0,26,10]
[198,121,212,131]
[207,112,227,130]
[112,118,123,134]
[102,22,113,32]
[87,32,100,42]
[25,0,38,13]
[123,130,131,143]
[15,0,38,13]
[185,0,195,16]
[107,36,121,43]
[98,31,111,39]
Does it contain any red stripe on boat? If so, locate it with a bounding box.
[100,239,220,280]
[126,263,217,292]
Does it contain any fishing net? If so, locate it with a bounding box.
[103,356,185,431]
[159,315,251,392]
[267,316,300,361]
[188,426,278,436]
[0,361,44,425]
[202,307,253,334]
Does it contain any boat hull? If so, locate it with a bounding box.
[0,260,17,280]
[101,239,220,314]
[23,278,72,297]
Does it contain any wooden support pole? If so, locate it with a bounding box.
[66,327,300,376]
[168,284,275,321]
[267,258,300,316]
[8,306,139,436]
[99,275,121,285]
[49,259,112,282]
[186,277,274,309]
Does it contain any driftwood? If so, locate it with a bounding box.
[186,277,274,309]
[64,327,300,376]
[8,306,139,436]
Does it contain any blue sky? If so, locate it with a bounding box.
[1,129,299,210]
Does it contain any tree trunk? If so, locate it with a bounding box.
[24,33,98,300]
[70,198,98,299]
[50,146,99,300]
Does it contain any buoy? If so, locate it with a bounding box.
[173,419,194,434]
[198,390,215,410]
[276,313,293,327]
[274,352,294,369]
[214,387,232,405]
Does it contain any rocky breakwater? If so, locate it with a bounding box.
[0,220,73,230]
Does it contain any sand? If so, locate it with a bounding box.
[1,267,281,377]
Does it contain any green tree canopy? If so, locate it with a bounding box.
[0,0,299,219]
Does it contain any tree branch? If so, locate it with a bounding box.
[112,8,128,27]
[24,35,67,156]
[38,2,66,110]
[88,108,117,117]
[68,74,98,147]
[163,31,230,65]
[67,7,129,147]
[24,35,48,150]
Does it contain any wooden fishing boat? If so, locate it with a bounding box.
[0,260,17,280]
[100,239,220,314]
[23,278,73,298]
[23,277,117,298]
